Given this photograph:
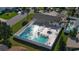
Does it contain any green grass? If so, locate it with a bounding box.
[8,36,39,51]
[12,13,35,33]
[12,13,68,51]
[12,19,23,33]
[8,13,38,51]
[1,12,61,51]
[53,31,68,51]
[1,12,68,50]
[0,12,17,20]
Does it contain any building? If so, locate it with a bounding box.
[64,16,79,33]
[14,13,63,50]
[66,16,79,50]
[0,7,14,13]
[66,36,79,51]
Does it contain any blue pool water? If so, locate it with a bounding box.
[19,26,48,44]
[34,35,48,43]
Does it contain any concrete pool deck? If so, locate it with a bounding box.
[14,24,61,49]
[45,28,60,46]
[38,26,61,46]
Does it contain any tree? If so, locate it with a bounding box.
[2,39,12,48]
[22,20,28,26]
[0,21,2,40]
[33,7,38,13]
[4,8,10,13]
[44,7,49,12]
[70,28,77,37]
[57,7,66,13]
[0,22,12,48]
[1,22,12,39]
[67,8,76,16]
[0,35,1,40]
[26,8,30,14]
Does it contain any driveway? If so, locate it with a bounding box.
[7,13,27,26]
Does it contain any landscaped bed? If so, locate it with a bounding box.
[0,11,17,20]
[53,31,68,51]
[0,13,38,51]
[12,13,35,33]
[8,36,40,51]
[9,13,38,51]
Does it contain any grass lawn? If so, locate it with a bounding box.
[0,12,38,50]
[8,36,39,51]
[0,12,17,20]
[12,19,23,33]
[1,12,68,50]
[9,13,39,51]
[12,13,35,33]
[53,30,68,51]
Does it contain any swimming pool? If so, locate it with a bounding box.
[18,25,48,44]
[15,24,61,49]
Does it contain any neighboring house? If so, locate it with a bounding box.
[74,8,79,17]
[43,11,59,16]
[33,13,62,25]
[66,35,79,51]
[0,7,14,11]
[43,11,68,28]
[0,7,6,13]
[66,17,79,51]
[0,7,15,14]
[64,16,79,33]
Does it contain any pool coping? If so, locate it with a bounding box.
[14,18,62,50]
[14,19,52,49]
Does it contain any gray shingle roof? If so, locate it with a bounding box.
[33,13,62,26]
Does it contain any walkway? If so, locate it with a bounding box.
[7,13,27,26]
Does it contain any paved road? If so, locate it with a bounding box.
[7,13,27,26]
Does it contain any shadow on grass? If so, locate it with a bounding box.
[13,37,50,51]
[52,28,64,51]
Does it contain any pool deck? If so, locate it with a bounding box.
[14,24,61,49]
[46,29,60,46]
[14,19,36,36]
[39,26,61,47]
[14,13,62,50]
